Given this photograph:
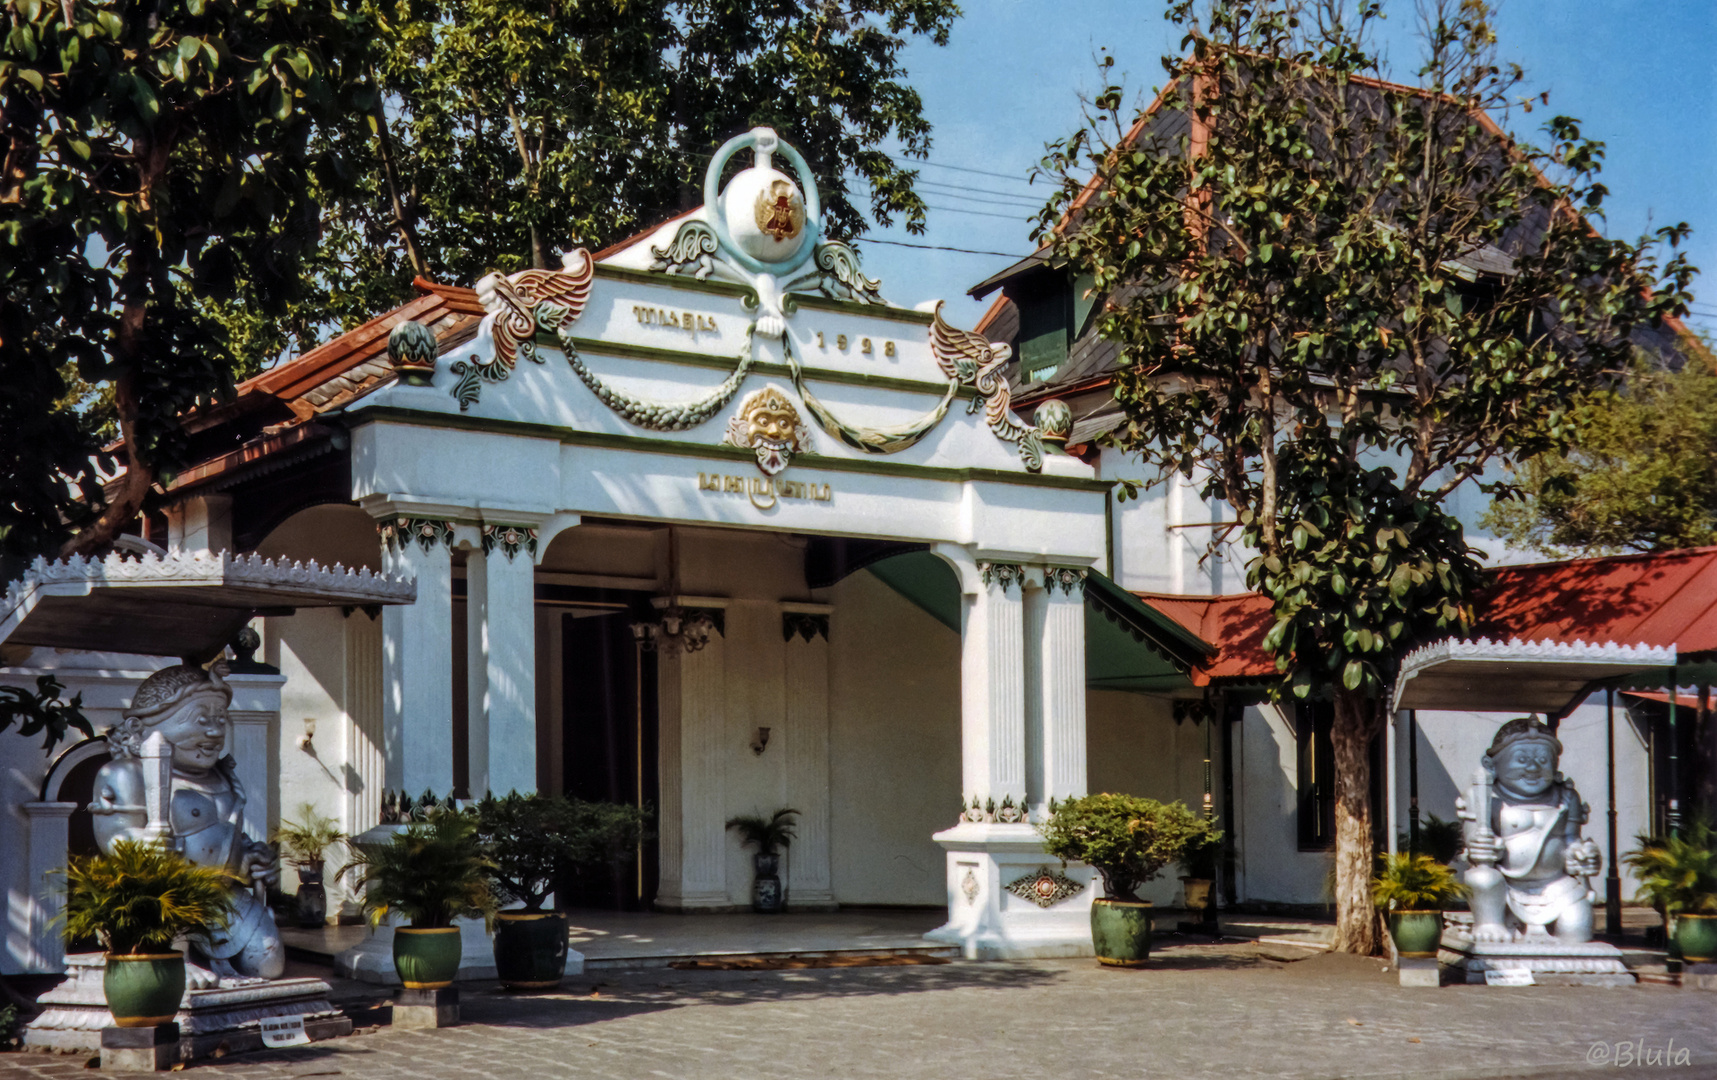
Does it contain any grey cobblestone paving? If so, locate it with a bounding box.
[5,944,1714,1080]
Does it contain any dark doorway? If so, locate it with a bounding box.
[559,611,659,911]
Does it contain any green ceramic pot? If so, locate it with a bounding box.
[394,927,462,989]
[1091,898,1153,967]
[1388,910,1444,959]
[493,912,569,990]
[103,953,185,1028]
[1675,912,1717,964]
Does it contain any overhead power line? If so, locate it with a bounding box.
[916,180,1044,206]
[860,237,1032,259]
[892,154,1037,185]
[923,203,1032,221]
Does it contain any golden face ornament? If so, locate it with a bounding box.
[724,386,814,476]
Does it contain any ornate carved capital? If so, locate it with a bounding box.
[978,562,1024,593]
[481,523,539,562]
[1046,566,1088,596]
[379,518,455,554]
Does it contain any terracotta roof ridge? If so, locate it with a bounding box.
[1487,544,1717,576]
[592,208,699,263]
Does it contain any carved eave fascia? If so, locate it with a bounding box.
[0,550,416,661]
[1392,636,1677,716]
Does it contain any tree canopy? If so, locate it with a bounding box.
[266,0,960,353]
[0,0,959,565]
[1485,348,1717,557]
[1,0,372,565]
[1032,0,1694,953]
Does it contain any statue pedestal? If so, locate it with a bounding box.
[1438,916,1633,986]
[26,953,352,1058]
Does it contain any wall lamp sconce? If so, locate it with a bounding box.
[751,726,771,756]
[298,717,317,753]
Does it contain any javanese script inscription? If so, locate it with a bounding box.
[634,306,721,338]
[697,471,831,511]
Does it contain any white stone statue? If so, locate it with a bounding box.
[1456,717,1603,944]
[89,660,284,982]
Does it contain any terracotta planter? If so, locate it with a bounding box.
[1091,898,1153,967]
[394,927,462,989]
[493,912,569,989]
[1676,912,1717,964]
[104,953,185,1027]
[1387,910,1443,959]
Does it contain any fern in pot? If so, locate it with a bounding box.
[60,841,233,1026]
[1371,853,1467,959]
[339,811,496,989]
[1625,820,1717,963]
[726,808,798,913]
[272,804,347,929]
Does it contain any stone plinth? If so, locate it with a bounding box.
[393,987,459,1029]
[1438,918,1633,987]
[1684,962,1717,990]
[925,822,1096,960]
[100,1023,179,1072]
[26,953,351,1058]
[1397,956,1441,988]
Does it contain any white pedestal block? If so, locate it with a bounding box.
[925,822,1097,959]
[335,917,585,985]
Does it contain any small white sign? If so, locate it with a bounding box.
[1485,968,1535,987]
[259,1014,310,1048]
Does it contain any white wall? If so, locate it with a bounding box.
[1086,690,1218,905]
[826,568,960,906]
[1235,703,1334,907]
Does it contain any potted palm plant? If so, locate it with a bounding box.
[272,804,347,929]
[1625,820,1717,964]
[726,808,798,913]
[1371,853,1467,959]
[60,841,233,1027]
[1038,793,1213,966]
[474,793,649,989]
[339,810,496,989]
[1177,831,1225,918]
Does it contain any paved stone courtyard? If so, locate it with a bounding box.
[6,943,1715,1080]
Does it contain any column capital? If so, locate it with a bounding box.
[977,562,1026,594]
[1041,566,1089,597]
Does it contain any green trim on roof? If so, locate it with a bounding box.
[593,264,758,303]
[564,336,976,400]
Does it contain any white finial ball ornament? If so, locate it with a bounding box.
[721,164,810,264]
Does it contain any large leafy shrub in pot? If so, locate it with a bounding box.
[474,793,650,988]
[1038,794,1213,901]
[60,841,234,1025]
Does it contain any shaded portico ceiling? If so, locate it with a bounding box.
[0,550,416,663]
[856,550,1209,695]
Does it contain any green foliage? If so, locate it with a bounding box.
[1485,352,1717,556]
[339,810,497,929]
[1177,829,1224,879]
[59,840,234,955]
[726,808,798,857]
[475,791,651,911]
[271,803,347,865]
[1397,813,1464,865]
[0,675,92,753]
[0,0,375,562]
[281,0,960,338]
[1625,820,1717,916]
[1038,793,1216,901]
[1370,853,1467,912]
[1032,0,1693,706]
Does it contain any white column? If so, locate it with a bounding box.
[1036,567,1089,811]
[961,562,1027,817]
[464,545,490,796]
[344,612,386,835]
[381,523,455,795]
[483,527,537,796]
[783,603,834,909]
[165,493,232,554]
[24,802,75,972]
[1386,710,1400,856]
[227,669,285,842]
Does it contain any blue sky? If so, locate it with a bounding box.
[845,1,1717,338]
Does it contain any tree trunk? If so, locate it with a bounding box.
[60,365,152,559]
[1329,686,1383,955]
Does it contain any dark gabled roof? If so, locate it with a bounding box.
[970,68,1709,418]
